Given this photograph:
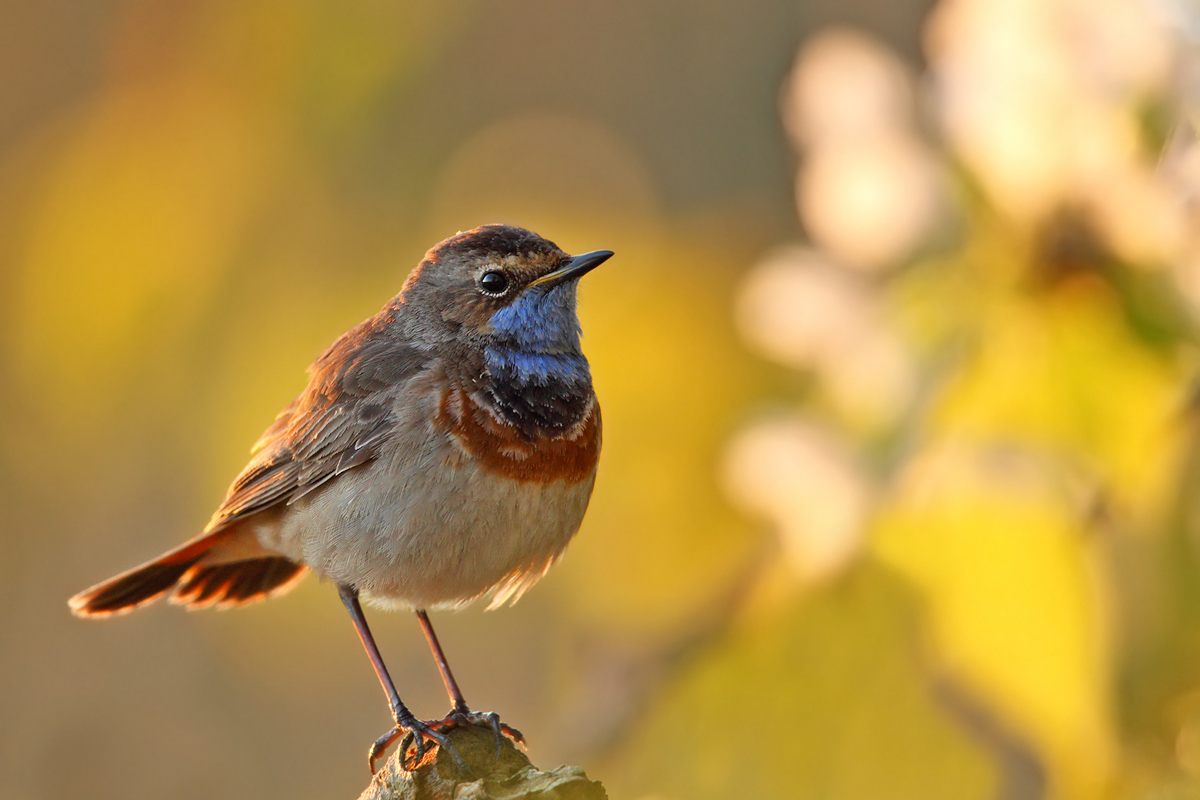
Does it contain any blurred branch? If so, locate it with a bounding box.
[357,723,607,800]
[928,671,1046,800]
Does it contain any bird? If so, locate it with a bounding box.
[69,224,612,773]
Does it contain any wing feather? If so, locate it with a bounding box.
[207,304,430,531]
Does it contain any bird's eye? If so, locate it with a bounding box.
[478,270,509,296]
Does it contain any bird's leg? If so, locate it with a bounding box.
[338,585,462,774]
[415,609,524,754]
[416,609,469,712]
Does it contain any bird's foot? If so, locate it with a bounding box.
[368,713,466,775]
[434,707,525,759]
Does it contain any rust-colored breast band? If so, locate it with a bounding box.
[435,387,600,484]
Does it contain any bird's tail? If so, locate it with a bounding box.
[69,529,306,617]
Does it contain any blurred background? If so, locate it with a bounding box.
[3,0,1200,798]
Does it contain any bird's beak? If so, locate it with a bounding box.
[528,250,614,289]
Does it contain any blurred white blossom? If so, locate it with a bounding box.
[784,28,943,271]
[927,0,1182,259]
[796,136,943,271]
[736,247,915,422]
[723,418,870,581]
[782,27,914,149]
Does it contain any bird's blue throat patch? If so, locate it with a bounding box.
[485,284,591,388]
[484,348,590,386]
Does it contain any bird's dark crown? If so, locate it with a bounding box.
[432,225,566,266]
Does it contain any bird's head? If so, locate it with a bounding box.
[399,225,612,359]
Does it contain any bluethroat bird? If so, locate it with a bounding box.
[69,224,612,773]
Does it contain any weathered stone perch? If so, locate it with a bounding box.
[357,722,608,800]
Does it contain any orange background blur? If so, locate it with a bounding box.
[4,1,1200,799]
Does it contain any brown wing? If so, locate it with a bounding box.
[207,304,430,531]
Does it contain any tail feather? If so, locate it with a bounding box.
[170,558,305,610]
[69,557,205,617]
[70,530,306,617]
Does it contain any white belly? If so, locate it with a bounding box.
[250,404,596,609]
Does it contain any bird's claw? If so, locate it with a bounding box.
[368,715,465,775]
[435,708,525,759]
